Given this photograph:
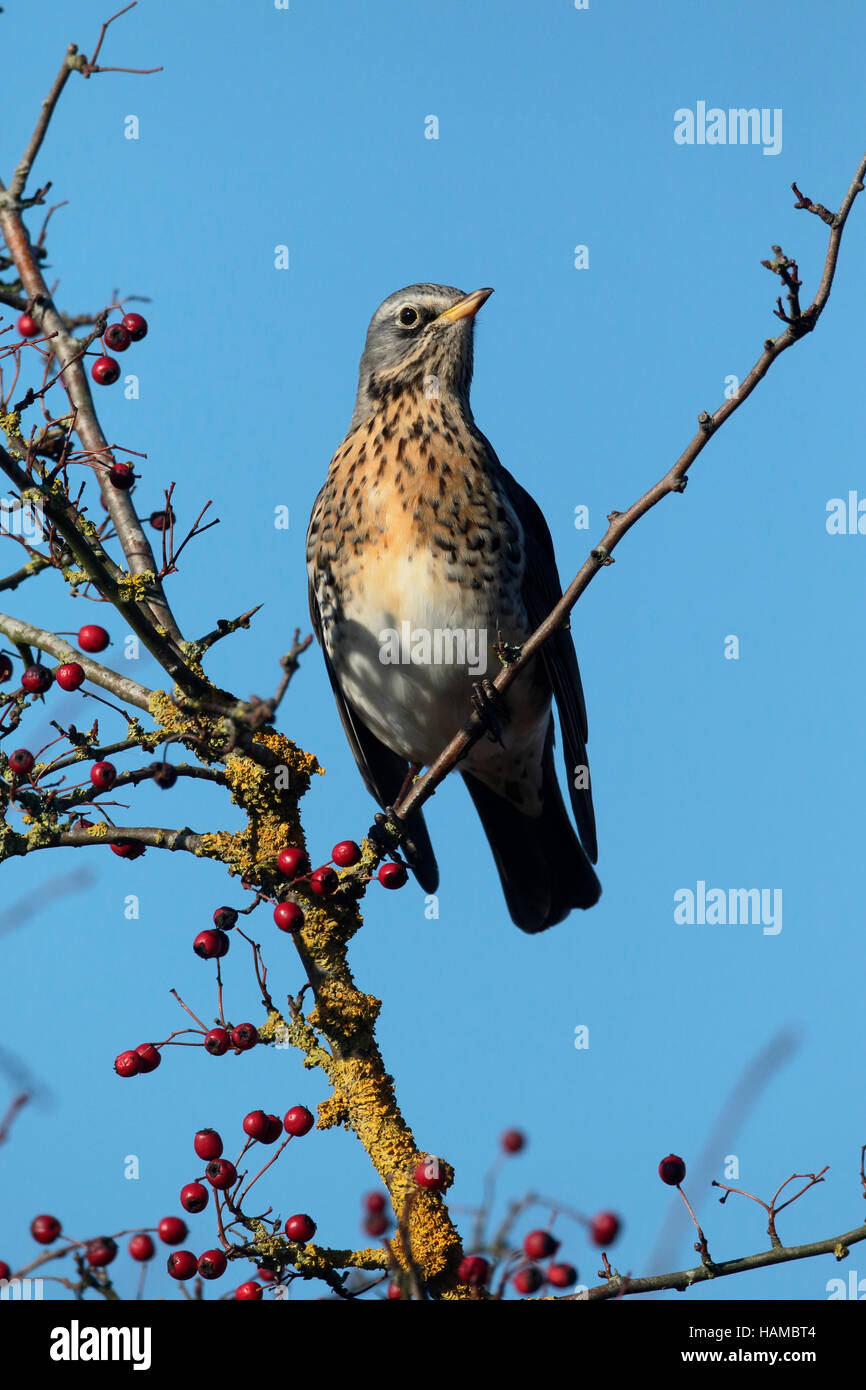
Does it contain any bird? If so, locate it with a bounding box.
[306,284,600,932]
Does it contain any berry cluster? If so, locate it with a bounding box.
[90,312,148,388]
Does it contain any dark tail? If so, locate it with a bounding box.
[461,739,601,933]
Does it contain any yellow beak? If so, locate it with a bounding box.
[434,287,494,324]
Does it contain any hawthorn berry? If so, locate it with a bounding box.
[91,355,120,386]
[157,1216,187,1246]
[387,1281,403,1300]
[150,761,178,789]
[103,322,131,352]
[17,313,39,338]
[198,1249,227,1280]
[204,1028,230,1057]
[235,1281,262,1300]
[523,1229,560,1261]
[90,761,117,791]
[310,865,338,895]
[413,1157,446,1192]
[114,1050,142,1078]
[283,1105,314,1137]
[458,1255,489,1286]
[658,1154,686,1186]
[590,1211,621,1246]
[377,862,407,890]
[501,1129,526,1154]
[363,1213,388,1237]
[128,1234,155,1262]
[273,901,303,932]
[167,1250,197,1280]
[263,1115,283,1144]
[284,1213,316,1243]
[149,508,175,531]
[30,1214,61,1244]
[8,749,34,776]
[110,840,146,860]
[193,928,230,960]
[109,462,135,490]
[85,1237,118,1268]
[547,1262,578,1289]
[212,906,238,930]
[78,625,109,653]
[277,845,309,877]
[56,662,85,692]
[122,312,148,340]
[180,1183,209,1214]
[332,840,361,867]
[193,1129,223,1161]
[513,1267,544,1295]
[0,1262,10,1280]
[0,654,13,682]
[231,1023,258,1051]
[242,1110,270,1141]
[364,1191,387,1215]
[205,1159,237,1191]
[21,664,52,694]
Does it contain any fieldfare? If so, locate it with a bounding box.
[306,284,600,931]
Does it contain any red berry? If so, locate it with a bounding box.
[167,1250,197,1280]
[17,313,39,338]
[0,1262,10,1280]
[85,1236,118,1268]
[114,1050,142,1078]
[149,508,175,531]
[206,1159,237,1190]
[0,654,13,682]
[263,1114,283,1144]
[242,1110,270,1141]
[364,1191,387,1215]
[310,865,338,895]
[377,862,407,890]
[180,1182,209,1214]
[277,846,309,877]
[413,1157,446,1192]
[212,906,238,930]
[273,901,303,932]
[204,1028,230,1056]
[21,663,52,694]
[590,1211,621,1246]
[659,1154,686,1186]
[256,1266,276,1284]
[122,312,148,340]
[332,840,361,867]
[193,1129,223,1160]
[235,1280,262,1300]
[30,1214,61,1244]
[150,761,177,789]
[523,1229,559,1260]
[198,1249,227,1280]
[231,1023,258,1051]
[90,760,117,791]
[55,662,85,692]
[513,1266,544,1295]
[283,1105,314,1137]
[109,462,135,489]
[363,1213,388,1237]
[128,1233,155,1262]
[193,928,230,960]
[547,1262,578,1288]
[501,1129,526,1154]
[8,749,34,776]
[387,1280,403,1300]
[157,1216,187,1246]
[284,1213,316,1243]
[458,1254,489,1286]
[134,1042,161,1073]
[110,839,145,859]
[91,355,120,386]
[104,322,131,352]
[78,625,109,653]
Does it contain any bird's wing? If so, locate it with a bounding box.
[496,464,598,864]
[307,576,440,892]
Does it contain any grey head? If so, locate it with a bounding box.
[348,283,493,433]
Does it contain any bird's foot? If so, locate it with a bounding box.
[471,679,505,746]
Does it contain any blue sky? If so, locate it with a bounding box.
[1,0,864,1301]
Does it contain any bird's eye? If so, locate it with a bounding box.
[397,306,420,328]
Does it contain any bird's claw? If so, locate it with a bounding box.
[471,679,505,746]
